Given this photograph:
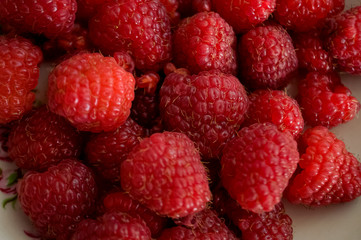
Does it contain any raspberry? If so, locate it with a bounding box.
[17,159,97,240]
[212,0,276,33]
[158,209,238,240]
[72,211,151,240]
[113,51,135,73]
[243,90,304,138]
[47,52,135,132]
[0,35,43,124]
[293,31,334,73]
[159,70,249,160]
[7,106,83,171]
[120,131,211,218]
[0,0,77,38]
[327,6,361,74]
[238,25,298,90]
[103,191,168,237]
[285,126,361,206]
[213,187,293,240]
[221,123,299,213]
[85,118,144,182]
[159,0,181,25]
[89,0,172,72]
[274,0,336,32]
[173,12,237,75]
[297,72,360,128]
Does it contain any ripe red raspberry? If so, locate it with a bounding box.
[120,131,211,218]
[0,35,43,124]
[327,6,361,74]
[7,106,83,171]
[17,159,97,240]
[131,90,160,129]
[238,25,298,90]
[274,0,337,32]
[243,90,304,138]
[158,209,238,240]
[212,0,276,33]
[285,126,361,206]
[293,31,334,73]
[173,12,237,75]
[0,0,77,38]
[103,191,168,237]
[213,186,293,240]
[297,72,360,128]
[72,211,151,240]
[160,70,249,160]
[47,52,135,132]
[89,0,172,72]
[85,118,144,182]
[221,123,299,213]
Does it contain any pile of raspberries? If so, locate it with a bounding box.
[1,0,361,239]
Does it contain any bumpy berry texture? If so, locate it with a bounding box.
[0,35,43,124]
[213,186,293,240]
[238,25,298,90]
[286,126,361,206]
[103,191,168,237]
[243,90,304,138]
[8,106,83,171]
[297,72,360,128]
[293,31,334,73]
[89,0,172,72]
[120,131,211,218]
[327,6,361,74]
[160,70,249,160]
[17,159,97,240]
[173,12,237,75]
[47,52,135,132]
[274,0,336,32]
[0,0,77,38]
[221,123,299,213]
[71,211,151,240]
[158,209,238,240]
[212,0,276,33]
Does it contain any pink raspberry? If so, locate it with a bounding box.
[159,70,249,160]
[173,11,237,75]
[221,123,299,213]
[120,131,211,218]
[238,24,298,90]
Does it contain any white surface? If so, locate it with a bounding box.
[1,1,361,239]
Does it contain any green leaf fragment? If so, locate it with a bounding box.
[7,171,18,187]
[2,195,17,209]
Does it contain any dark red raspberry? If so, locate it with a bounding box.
[0,0,77,38]
[85,118,144,182]
[7,106,83,171]
[297,72,360,128]
[293,31,334,73]
[173,12,237,75]
[212,0,276,33]
[286,126,361,206]
[221,123,299,213]
[131,90,160,129]
[158,209,238,240]
[213,186,293,240]
[113,51,135,73]
[47,52,135,132]
[71,211,151,240]
[0,35,43,124]
[159,70,249,160]
[120,131,211,218]
[103,191,168,237]
[17,159,97,240]
[238,25,298,90]
[159,0,181,25]
[327,6,361,74]
[76,0,104,22]
[89,0,172,72]
[274,0,337,32]
[243,90,304,138]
